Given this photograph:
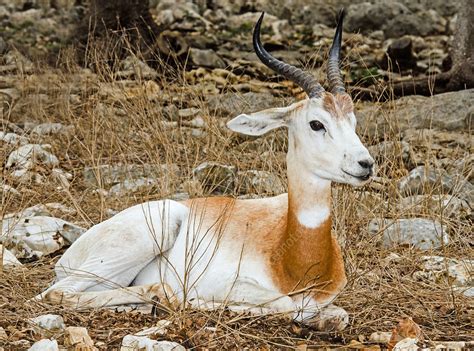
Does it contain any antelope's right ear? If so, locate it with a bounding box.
[227,101,303,136]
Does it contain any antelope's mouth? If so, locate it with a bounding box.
[342,169,372,181]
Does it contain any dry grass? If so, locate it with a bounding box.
[0,42,473,350]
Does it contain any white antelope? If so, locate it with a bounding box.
[37,10,374,331]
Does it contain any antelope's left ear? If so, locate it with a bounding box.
[227,100,305,136]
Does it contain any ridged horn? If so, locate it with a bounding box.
[327,9,346,94]
[253,12,325,98]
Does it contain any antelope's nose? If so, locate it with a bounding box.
[358,158,374,170]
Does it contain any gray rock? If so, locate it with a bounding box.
[31,123,74,136]
[108,177,159,196]
[1,216,86,259]
[9,8,43,27]
[368,140,413,165]
[189,48,225,69]
[384,10,446,38]
[368,218,449,250]
[28,339,59,351]
[121,335,184,351]
[117,56,158,80]
[29,314,66,331]
[397,0,459,17]
[6,144,59,170]
[83,164,179,188]
[398,166,474,204]
[207,91,279,116]
[357,89,474,138]
[193,162,236,194]
[0,131,29,145]
[1,244,22,267]
[346,2,410,35]
[398,194,471,218]
[237,170,285,195]
[413,256,473,287]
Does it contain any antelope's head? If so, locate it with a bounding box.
[228,10,374,186]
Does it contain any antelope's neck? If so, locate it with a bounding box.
[271,158,346,302]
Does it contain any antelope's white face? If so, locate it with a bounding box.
[227,92,374,186]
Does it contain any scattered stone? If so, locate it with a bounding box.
[29,314,65,331]
[207,91,278,116]
[178,107,200,120]
[0,326,7,340]
[369,331,392,343]
[193,162,236,193]
[64,326,96,351]
[1,216,86,258]
[413,255,473,287]
[368,218,449,250]
[121,335,185,351]
[6,144,59,170]
[83,164,179,188]
[134,320,170,337]
[398,194,471,218]
[0,131,29,145]
[118,56,158,80]
[237,170,285,194]
[392,338,418,351]
[1,244,22,267]
[189,48,225,69]
[31,123,74,136]
[0,183,21,198]
[368,140,413,165]
[311,305,349,332]
[28,338,59,351]
[10,8,43,27]
[108,177,159,196]
[398,166,474,204]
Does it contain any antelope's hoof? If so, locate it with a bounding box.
[311,304,349,332]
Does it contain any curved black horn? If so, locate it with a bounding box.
[327,9,346,94]
[253,12,324,98]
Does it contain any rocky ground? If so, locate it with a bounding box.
[0,0,473,350]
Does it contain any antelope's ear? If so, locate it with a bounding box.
[227,101,304,136]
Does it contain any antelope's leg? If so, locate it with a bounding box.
[44,283,177,309]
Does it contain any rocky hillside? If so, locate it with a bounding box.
[0,0,473,350]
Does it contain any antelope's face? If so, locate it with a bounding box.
[227,8,374,186]
[227,93,374,186]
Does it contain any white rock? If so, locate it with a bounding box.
[369,331,392,343]
[64,326,95,350]
[434,341,467,350]
[28,339,59,351]
[121,335,185,351]
[135,320,171,337]
[416,256,474,286]
[0,131,29,145]
[6,144,59,170]
[29,314,65,331]
[453,286,474,297]
[108,177,158,196]
[31,123,74,136]
[0,326,7,340]
[1,183,21,197]
[311,305,349,332]
[368,218,449,250]
[1,216,86,258]
[393,337,418,351]
[1,244,22,267]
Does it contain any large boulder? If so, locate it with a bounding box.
[368,218,449,250]
[357,89,474,138]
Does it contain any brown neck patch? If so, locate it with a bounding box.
[322,92,354,119]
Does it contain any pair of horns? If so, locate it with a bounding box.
[253,9,346,97]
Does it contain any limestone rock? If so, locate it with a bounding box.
[1,244,22,267]
[398,166,474,204]
[368,218,449,250]
[398,194,471,218]
[0,131,29,145]
[6,144,59,170]
[64,326,96,351]
[189,48,225,69]
[207,91,278,116]
[29,314,65,331]
[28,339,59,351]
[1,216,86,258]
[117,56,158,80]
[83,164,178,188]
[108,177,159,196]
[31,123,74,136]
[193,162,236,194]
[413,256,474,287]
[237,170,285,195]
[121,335,185,351]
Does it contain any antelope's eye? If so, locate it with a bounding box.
[309,120,325,132]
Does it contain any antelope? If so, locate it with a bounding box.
[36,10,374,331]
